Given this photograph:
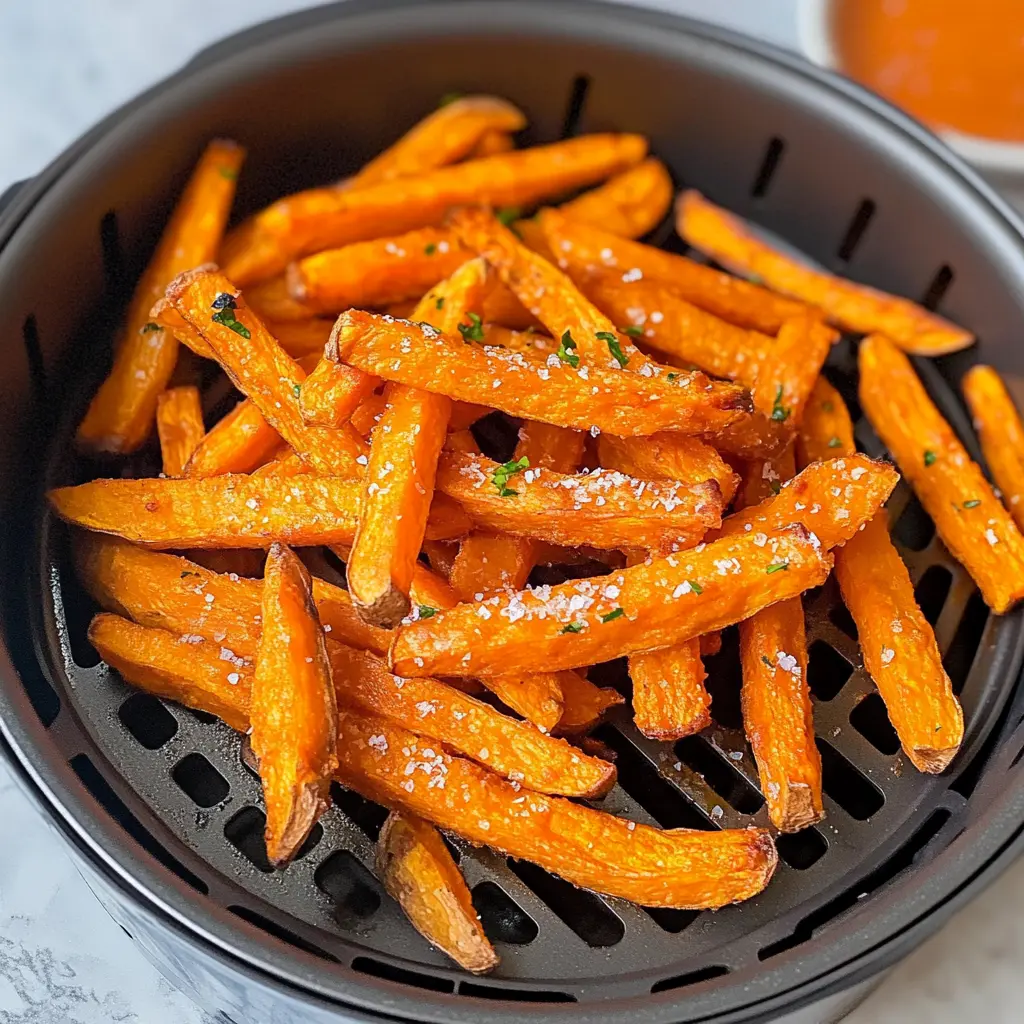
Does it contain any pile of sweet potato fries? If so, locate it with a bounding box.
[50,95,1024,972]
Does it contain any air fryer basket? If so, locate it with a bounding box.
[5,2,1024,1022]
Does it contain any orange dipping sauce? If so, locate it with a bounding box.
[830,0,1024,142]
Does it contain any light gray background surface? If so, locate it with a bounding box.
[2,2,1023,1021]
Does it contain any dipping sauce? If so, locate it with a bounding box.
[830,0,1024,142]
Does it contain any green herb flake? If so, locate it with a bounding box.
[439,91,463,107]
[667,372,680,381]
[292,383,302,398]
[962,499,981,509]
[210,292,251,339]
[688,580,703,595]
[435,296,445,310]
[600,607,625,623]
[765,562,790,575]
[596,330,629,367]
[560,621,585,634]
[770,384,790,423]
[621,325,644,338]
[821,400,834,413]
[828,436,843,449]
[761,655,774,670]
[556,329,580,368]
[924,449,937,467]
[492,455,529,497]
[457,311,485,344]
[496,206,521,227]
[140,321,161,334]
[219,167,238,181]
[424,242,437,256]
[417,605,438,620]
[770,479,782,495]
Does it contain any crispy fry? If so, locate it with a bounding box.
[630,640,710,740]
[556,158,673,239]
[436,450,723,551]
[480,672,565,733]
[253,544,337,865]
[450,532,535,599]
[350,392,389,439]
[481,281,541,330]
[799,379,963,772]
[331,310,751,438]
[221,134,647,285]
[676,190,973,355]
[391,525,831,678]
[77,140,244,453]
[155,386,205,477]
[165,266,370,474]
[50,473,470,549]
[298,359,380,430]
[554,670,625,734]
[245,275,318,322]
[859,334,1024,613]
[541,208,809,333]
[264,318,337,357]
[470,130,515,158]
[185,401,282,477]
[421,540,459,580]
[963,365,1024,532]
[377,812,498,974]
[346,259,488,627]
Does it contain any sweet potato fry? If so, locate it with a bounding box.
[450,532,535,599]
[245,275,318,322]
[348,95,526,190]
[350,392,389,439]
[77,140,244,453]
[298,359,380,430]
[436,450,722,551]
[479,672,565,733]
[859,334,1024,613]
[331,310,751,438]
[554,670,625,734]
[541,208,809,333]
[556,157,673,239]
[630,639,710,740]
[676,190,973,356]
[421,540,459,581]
[963,365,1024,533]
[252,544,337,866]
[155,386,205,477]
[50,473,470,549]
[264,318,337,357]
[220,134,647,285]
[448,402,491,432]
[377,812,498,974]
[346,259,488,627]
[799,379,963,772]
[165,266,370,474]
[391,525,831,678]
[481,281,541,330]
[470,130,515,158]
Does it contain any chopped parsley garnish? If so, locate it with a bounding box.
[435,296,445,310]
[621,325,644,338]
[496,206,521,226]
[560,621,585,634]
[962,499,981,509]
[219,167,238,180]
[924,449,937,467]
[417,605,438,619]
[292,383,301,398]
[596,331,629,367]
[458,312,485,343]
[770,384,790,423]
[765,562,790,574]
[140,322,161,334]
[761,655,774,670]
[439,92,463,107]
[600,607,625,623]
[210,292,250,339]
[556,329,579,368]
[424,242,437,255]
[770,479,782,495]
[828,436,843,448]
[667,372,680,381]
[492,455,529,497]
[688,580,703,595]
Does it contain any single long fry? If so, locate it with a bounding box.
[156,386,205,477]
[77,140,244,453]
[859,334,1024,613]
[963,365,1024,533]
[391,525,831,678]
[799,378,963,772]
[331,310,750,438]
[541,208,809,333]
[630,640,710,740]
[221,134,647,285]
[50,473,470,549]
[165,266,370,474]
[185,400,282,478]
[253,544,338,866]
[298,359,380,430]
[676,190,973,356]
[377,812,498,974]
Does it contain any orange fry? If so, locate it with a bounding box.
[185,400,282,478]
[450,532,535,599]
[556,157,673,239]
[554,670,625,734]
[155,386,204,477]
[676,190,973,356]
[77,140,244,453]
[221,134,647,285]
[859,334,1024,613]
[264,318,337,357]
[469,130,515,158]
[630,639,710,740]
[245,275,318,322]
[298,359,380,430]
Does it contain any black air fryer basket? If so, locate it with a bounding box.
[5,2,1024,1022]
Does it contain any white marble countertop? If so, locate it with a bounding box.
[2,2,1024,1022]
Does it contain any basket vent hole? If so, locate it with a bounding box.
[776,826,829,870]
[560,74,590,139]
[587,656,630,696]
[228,905,338,963]
[651,964,730,994]
[892,493,936,551]
[459,981,576,1003]
[224,806,272,872]
[506,858,624,947]
[750,136,785,198]
[829,603,859,641]
[471,881,538,944]
[835,199,877,262]
[943,590,989,696]
[351,956,454,993]
[914,565,952,625]
[643,906,699,933]
[921,264,955,311]
[330,783,388,840]
[817,738,884,819]
[99,210,122,288]
[69,754,207,894]
[807,641,853,701]
[315,850,382,920]
[172,752,229,807]
[674,735,764,814]
[22,315,46,405]
[850,693,901,756]
[119,692,178,750]
[470,410,520,464]
[595,726,718,828]
[702,629,743,729]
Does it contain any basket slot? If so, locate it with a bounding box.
[849,693,901,757]
[119,692,178,750]
[650,964,730,995]
[943,590,990,695]
[806,640,854,702]
[921,264,955,311]
[559,74,590,140]
[458,980,576,1003]
[674,734,763,815]
[471,881,539,945]
[315,849,383,924]
[229,904,340,964]
[817,739,885,820]
[750,136,785,199]
[171,751,230,808]
[775,826,829,871]
[351,955,454,993]
[835,199,877,263]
